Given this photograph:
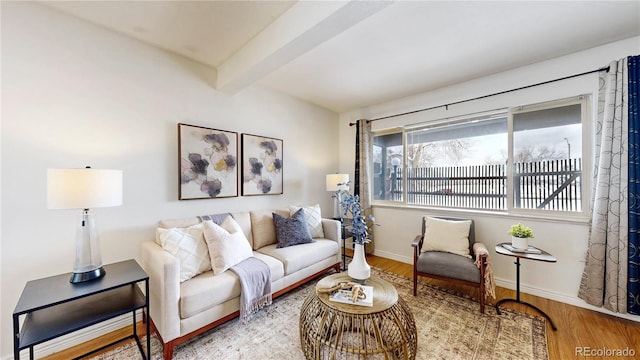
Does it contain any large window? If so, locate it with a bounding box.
[372,96,588,215]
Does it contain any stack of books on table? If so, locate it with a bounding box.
[329,285,374,307]
[502,244,542,254]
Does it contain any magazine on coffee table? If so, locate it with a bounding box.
[329,285,374,307]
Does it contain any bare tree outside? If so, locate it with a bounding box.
[514,145,566,163]
[407,139,474,168]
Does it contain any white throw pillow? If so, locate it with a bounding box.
[421,217,472,258]
[289,204,324,238]
[155,223,211,282]
[203,216,254,275]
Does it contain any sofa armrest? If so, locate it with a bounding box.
[139,241,181,342]
[321,218,341,242]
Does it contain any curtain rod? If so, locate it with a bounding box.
[348,65,610,126]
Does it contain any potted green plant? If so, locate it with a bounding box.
[508,223,534,250]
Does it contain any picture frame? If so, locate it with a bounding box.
[178,123,238,199]
[241,133,283,196]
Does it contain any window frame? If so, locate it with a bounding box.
[507,95,590,219]
[372,128,405,206]
[371,95,591,220]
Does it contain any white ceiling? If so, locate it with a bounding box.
[40,1,640,113]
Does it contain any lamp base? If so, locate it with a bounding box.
[333,192,343,219]
[70,267,105,284]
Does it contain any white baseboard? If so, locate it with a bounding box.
[373,249,412,265]
[372,249,639,323]
[7,311,142,360]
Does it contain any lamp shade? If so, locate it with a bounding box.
[326,174,349,191]
[47,168,123,209]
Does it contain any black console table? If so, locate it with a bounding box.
[13,259,150,359]
[494,243,557,330]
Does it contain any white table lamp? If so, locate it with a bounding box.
[47,167,123,283]
[326,174,349,219]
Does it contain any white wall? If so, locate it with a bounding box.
[0,2,339,357]
[339,37,640,320]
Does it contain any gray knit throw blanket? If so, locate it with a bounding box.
[197,213,231,225]
[230,257,272,323]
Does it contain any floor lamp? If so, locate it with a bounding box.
[47,167,123,283]
[326,174,349,220]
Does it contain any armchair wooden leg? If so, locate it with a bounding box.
[413,269,417,296]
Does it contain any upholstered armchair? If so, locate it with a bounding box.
[411,216,489,313]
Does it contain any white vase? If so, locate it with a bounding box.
[348,243,371,282]
[511,236,529,250]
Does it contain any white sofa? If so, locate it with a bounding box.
[139,208,341,360]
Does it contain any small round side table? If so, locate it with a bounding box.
[299,273,417,360]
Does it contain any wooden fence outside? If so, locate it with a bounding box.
[389,158,582,211]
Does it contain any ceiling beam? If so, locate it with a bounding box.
[216,0,392,94]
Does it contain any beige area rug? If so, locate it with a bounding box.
[92,268,548,360]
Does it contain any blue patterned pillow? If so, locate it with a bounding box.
[273,208,314,248]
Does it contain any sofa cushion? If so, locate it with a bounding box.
[231,212,253,248]
[158,211,253,241]
[252,252,285,282]
[251,209,288,250]
[274,208,314,248]
[155,223,211,282]
[179,251,285,319]
[289,204,324,238]
[257,239,338,275]
[203,217,253,275]
[179,270,240,319]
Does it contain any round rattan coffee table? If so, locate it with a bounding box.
[299,273,417,359]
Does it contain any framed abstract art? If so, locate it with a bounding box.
[241,133,283,195]
[178,123,238,199]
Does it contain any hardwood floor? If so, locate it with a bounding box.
[40,322,149,360]
[365,254,640,360]
[42,253,640,360]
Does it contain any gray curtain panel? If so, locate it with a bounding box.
[356,119,375,254]
[579,58,629,313]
